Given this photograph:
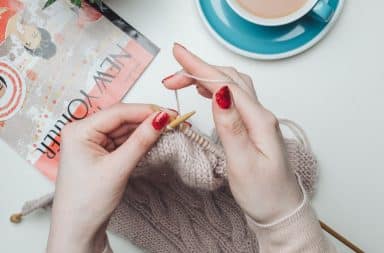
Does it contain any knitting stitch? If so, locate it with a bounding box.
[14,124,318,252]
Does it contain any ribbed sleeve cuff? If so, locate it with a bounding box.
[245,176,336,253]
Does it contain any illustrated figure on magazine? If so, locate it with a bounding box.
[0,0,56,59]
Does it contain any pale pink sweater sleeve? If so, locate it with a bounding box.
[245,179,337,253]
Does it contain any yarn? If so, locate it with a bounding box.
[176,70,238,85]
[10,69,364,251]
[10,72,319,252]
[11,123,318,252]
[172,70,238,115]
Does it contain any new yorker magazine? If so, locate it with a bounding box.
[0,0,159,180]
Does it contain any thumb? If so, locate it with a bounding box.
[212,85,251,159]
[107,110,171,174]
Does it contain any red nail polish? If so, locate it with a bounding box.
[174,42,187,50]
[152,112,170,130]
[162,74,175,83]
[215,86,231,109]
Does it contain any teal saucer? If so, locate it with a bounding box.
[196,0,344,60]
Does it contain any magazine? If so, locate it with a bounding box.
[0,0,159,180]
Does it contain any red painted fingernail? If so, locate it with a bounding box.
[152,111,170,130]
[174,42,187,50]
[215,86,231,109]
[162,74,175,83]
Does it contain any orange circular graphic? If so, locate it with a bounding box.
[0,61,26,121]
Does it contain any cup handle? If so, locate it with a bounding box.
[310,0,334,23]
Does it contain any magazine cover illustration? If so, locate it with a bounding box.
[0,0,159,180]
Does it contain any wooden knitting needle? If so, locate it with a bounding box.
[320,220,364,253]
[150,105,195,130]
[167,111,196,130]
[10,213,23,224]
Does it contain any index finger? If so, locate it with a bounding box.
[163,43,228,91]
[163,44,281,153]
[166,44,256,109]
[79,103,155,136]
[164,44,262,130]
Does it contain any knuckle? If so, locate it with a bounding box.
[218,66,238,78]
[110,103,126,114]
[221,117,246,136]
[231,120,247,136]
[241,74,254,87]
[132,133,152,149]
[226,67,239,78]
[60,123,82,144]
[239,74,257,97]
[226,66,238,73]
[111,102,124,110]
[262,111,279,129]
[108,103,129,115]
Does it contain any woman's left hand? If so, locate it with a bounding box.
[47,103,176,253]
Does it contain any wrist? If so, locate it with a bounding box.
[246,173,303,224]
[47,220,108,253]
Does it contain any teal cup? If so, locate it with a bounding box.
[226,0,335,26]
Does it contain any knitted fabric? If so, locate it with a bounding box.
[133,128,317,194]
[17,125,318,253]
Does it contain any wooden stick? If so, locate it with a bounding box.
[320,220,364,253]
[167,111,196,130]
[10,213,23,224]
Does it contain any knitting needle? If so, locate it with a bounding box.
[10,213,23,223]
[319,220,364,253]
[166,111,196,131]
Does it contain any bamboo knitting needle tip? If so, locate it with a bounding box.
[166,111,196,130]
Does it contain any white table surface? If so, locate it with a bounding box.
[1,0,382,252]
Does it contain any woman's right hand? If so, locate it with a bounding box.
[162,43,303,224]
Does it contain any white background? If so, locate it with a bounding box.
[1,0,382,252]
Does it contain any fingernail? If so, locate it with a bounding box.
[183,121,192,127]
[215,86,231,109]
[152,111,170,131]
[174,42,187,50]
[162,74,175,83]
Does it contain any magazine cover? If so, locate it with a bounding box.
[0,0,159,180]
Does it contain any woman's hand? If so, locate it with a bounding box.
[162,44,302,224]
[47,104,176,253]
